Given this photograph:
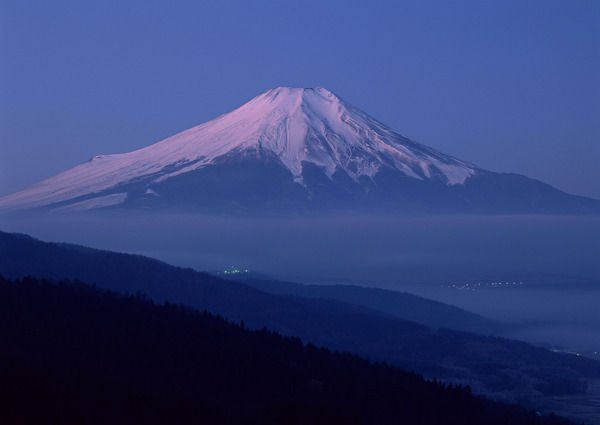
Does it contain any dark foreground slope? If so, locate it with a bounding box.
[2,230,599,403]
[0,275,577,425]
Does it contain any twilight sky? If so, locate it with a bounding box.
[1,0,598,199]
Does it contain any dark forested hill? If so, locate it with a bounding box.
[238,277,505,335]
[0,275,578,425]
[1,230,599,405]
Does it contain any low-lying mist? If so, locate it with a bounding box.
[2,212,599,354]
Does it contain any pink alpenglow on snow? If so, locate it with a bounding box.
[0,87,477,212]
[2,87,596,214]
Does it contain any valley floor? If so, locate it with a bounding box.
[547,379,600,425]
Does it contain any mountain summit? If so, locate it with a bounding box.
[165,86,477,186]
[0,87,597,214]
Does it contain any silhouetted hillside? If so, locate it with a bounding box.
[0,275,578,425]
[1,230,599,404]
[239,277,505,334]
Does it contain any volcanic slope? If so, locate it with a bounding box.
[1,87,597,214]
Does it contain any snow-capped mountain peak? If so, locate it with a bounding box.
[1,87,480,212]
[141,86,476,185]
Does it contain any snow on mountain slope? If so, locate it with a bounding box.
[0,87,479,212]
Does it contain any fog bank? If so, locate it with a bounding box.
[2,212,599,353]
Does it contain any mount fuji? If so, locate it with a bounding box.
[1,87,598,214]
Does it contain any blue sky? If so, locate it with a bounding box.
[1,0,598,198]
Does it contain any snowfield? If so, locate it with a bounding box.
[0,87,479,212]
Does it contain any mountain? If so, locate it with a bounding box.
[1,87,597,214]
[0,275,579,425]
[233,276,505,335]
[2,229,599,406]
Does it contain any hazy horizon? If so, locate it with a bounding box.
[3,212,598,355]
